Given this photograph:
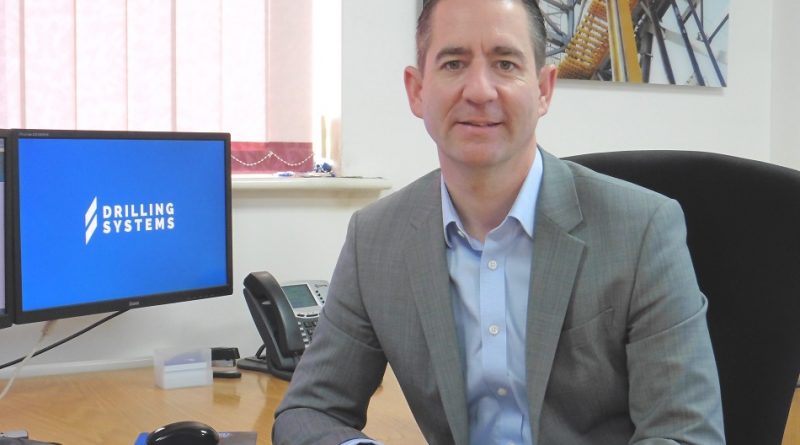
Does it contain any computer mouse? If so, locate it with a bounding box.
[146,420,220,445]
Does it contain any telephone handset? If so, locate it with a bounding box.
[238,271,328,380]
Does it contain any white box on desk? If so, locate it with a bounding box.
[153,346,212,389]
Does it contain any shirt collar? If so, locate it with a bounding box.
[441,147,544,247]
[441,180,460,248]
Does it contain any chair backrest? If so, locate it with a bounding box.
[564,150,800,445]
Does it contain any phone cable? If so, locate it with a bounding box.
[0,321,55,401]
[0,310,128,400]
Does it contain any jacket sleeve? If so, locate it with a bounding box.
[272,212,388,445]
[626,199,725,444]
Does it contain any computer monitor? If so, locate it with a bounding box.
[0,130,10,329]
[7,129,232,324]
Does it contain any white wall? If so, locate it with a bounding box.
[340,0,437,188]
[770,0,800,169]
[341,0,776,182]
[0,0,786,375]
[540,0,772,160]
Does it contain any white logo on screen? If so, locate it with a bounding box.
[85,197,99,244]
[84,196,176,245]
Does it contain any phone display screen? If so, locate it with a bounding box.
[283,284,318,309]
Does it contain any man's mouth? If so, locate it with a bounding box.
[458,121,501,127]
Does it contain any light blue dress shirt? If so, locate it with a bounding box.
[343,149,543,445]
[442,150,542,445]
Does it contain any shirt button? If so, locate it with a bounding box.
[487,259,498,270]
[488,325,500,335]
[497,387,508,397]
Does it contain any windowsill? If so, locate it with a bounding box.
[232,174,392,192]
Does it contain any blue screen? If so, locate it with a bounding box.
[17,136,229,312]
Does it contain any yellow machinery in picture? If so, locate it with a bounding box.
[548,0,728,86]
[558,0,642,82]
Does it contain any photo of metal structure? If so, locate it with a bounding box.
[543,0,729,87]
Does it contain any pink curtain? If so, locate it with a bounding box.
[0,0,314,173]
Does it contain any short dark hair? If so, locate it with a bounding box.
[416,0,547,71]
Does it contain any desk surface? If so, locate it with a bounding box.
[0,366,425,445]
[1,367,798,445]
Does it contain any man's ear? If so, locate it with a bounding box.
[404,66,424,119]
[536,64,558,117]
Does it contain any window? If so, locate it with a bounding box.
[0,0,341,174]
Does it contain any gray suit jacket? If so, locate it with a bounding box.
[273,151,725,445]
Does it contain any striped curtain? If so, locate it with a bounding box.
[0,0,322,173]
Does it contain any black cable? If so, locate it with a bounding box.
[255,344,266,359]
[0,310,128,371]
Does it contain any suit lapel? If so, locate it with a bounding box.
[526,152,586,439]
[404,171,469,445]
[399,157,586,443]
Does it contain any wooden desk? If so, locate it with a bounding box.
[786,388,800,445]
[0,367,425,445]
[1,368,798,445]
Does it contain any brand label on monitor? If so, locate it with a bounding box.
[85,197,176,244]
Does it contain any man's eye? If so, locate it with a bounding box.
[497,60,516,71]
[443,60,463,71]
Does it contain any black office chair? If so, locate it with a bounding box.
[564,150,800,445]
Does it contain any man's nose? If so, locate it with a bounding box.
[462,64,498,104]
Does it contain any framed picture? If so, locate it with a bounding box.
[543,0,729,87]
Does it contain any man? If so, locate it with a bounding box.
[273,0,725,444]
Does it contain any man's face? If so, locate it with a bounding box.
[405,0,556,174]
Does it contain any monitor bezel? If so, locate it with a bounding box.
[0,129,11,328]
[8,128,233,324]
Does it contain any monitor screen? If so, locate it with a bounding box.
[8,129,232,324]
[0,130,9,329]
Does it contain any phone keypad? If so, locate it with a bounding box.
[297,318,318,347]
